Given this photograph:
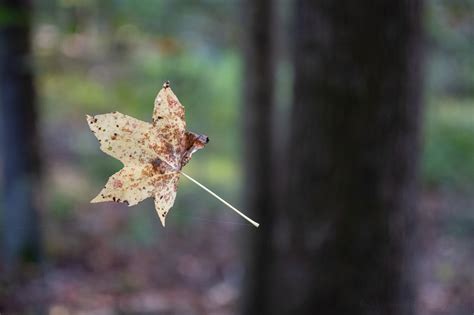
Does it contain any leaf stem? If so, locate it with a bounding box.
[180,171,260,228]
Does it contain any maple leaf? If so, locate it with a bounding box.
[87,81,259,227]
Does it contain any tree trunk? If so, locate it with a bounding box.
[240,0,275,314]
[273,1,424,314]
[0,0,42,273]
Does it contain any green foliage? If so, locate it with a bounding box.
[0,6,29,26]
[34,0,243,229]
[422,98,474,189]
[33,0,474,230]
[125,205,160,246]
[50,192,75,219]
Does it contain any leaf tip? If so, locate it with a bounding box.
[159,215,166,227]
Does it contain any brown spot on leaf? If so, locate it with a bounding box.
[167,95,177,108]
[113,179,123,188]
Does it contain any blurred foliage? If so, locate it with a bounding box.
[423,0,474,190]
[32,0,245,248]
[1,0,472,313]
[422,98,474,190]
[426,0,474,96]
[29,0,474,239]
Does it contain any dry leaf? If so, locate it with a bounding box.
[87,81,208,226]
[87,81,259,228]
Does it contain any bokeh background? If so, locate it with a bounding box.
[0,0,473,314]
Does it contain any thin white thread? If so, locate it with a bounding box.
[156,150,260,228]
[180,171,260,228]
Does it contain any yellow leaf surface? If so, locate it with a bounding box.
[87,81,208,226]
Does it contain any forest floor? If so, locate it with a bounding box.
[2,190,473,315]
[2,204,246,315]
[418,190,474,315]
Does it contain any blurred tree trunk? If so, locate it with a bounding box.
[240,0,275,314]
[0,0,42,273]
[270,1,424,315]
